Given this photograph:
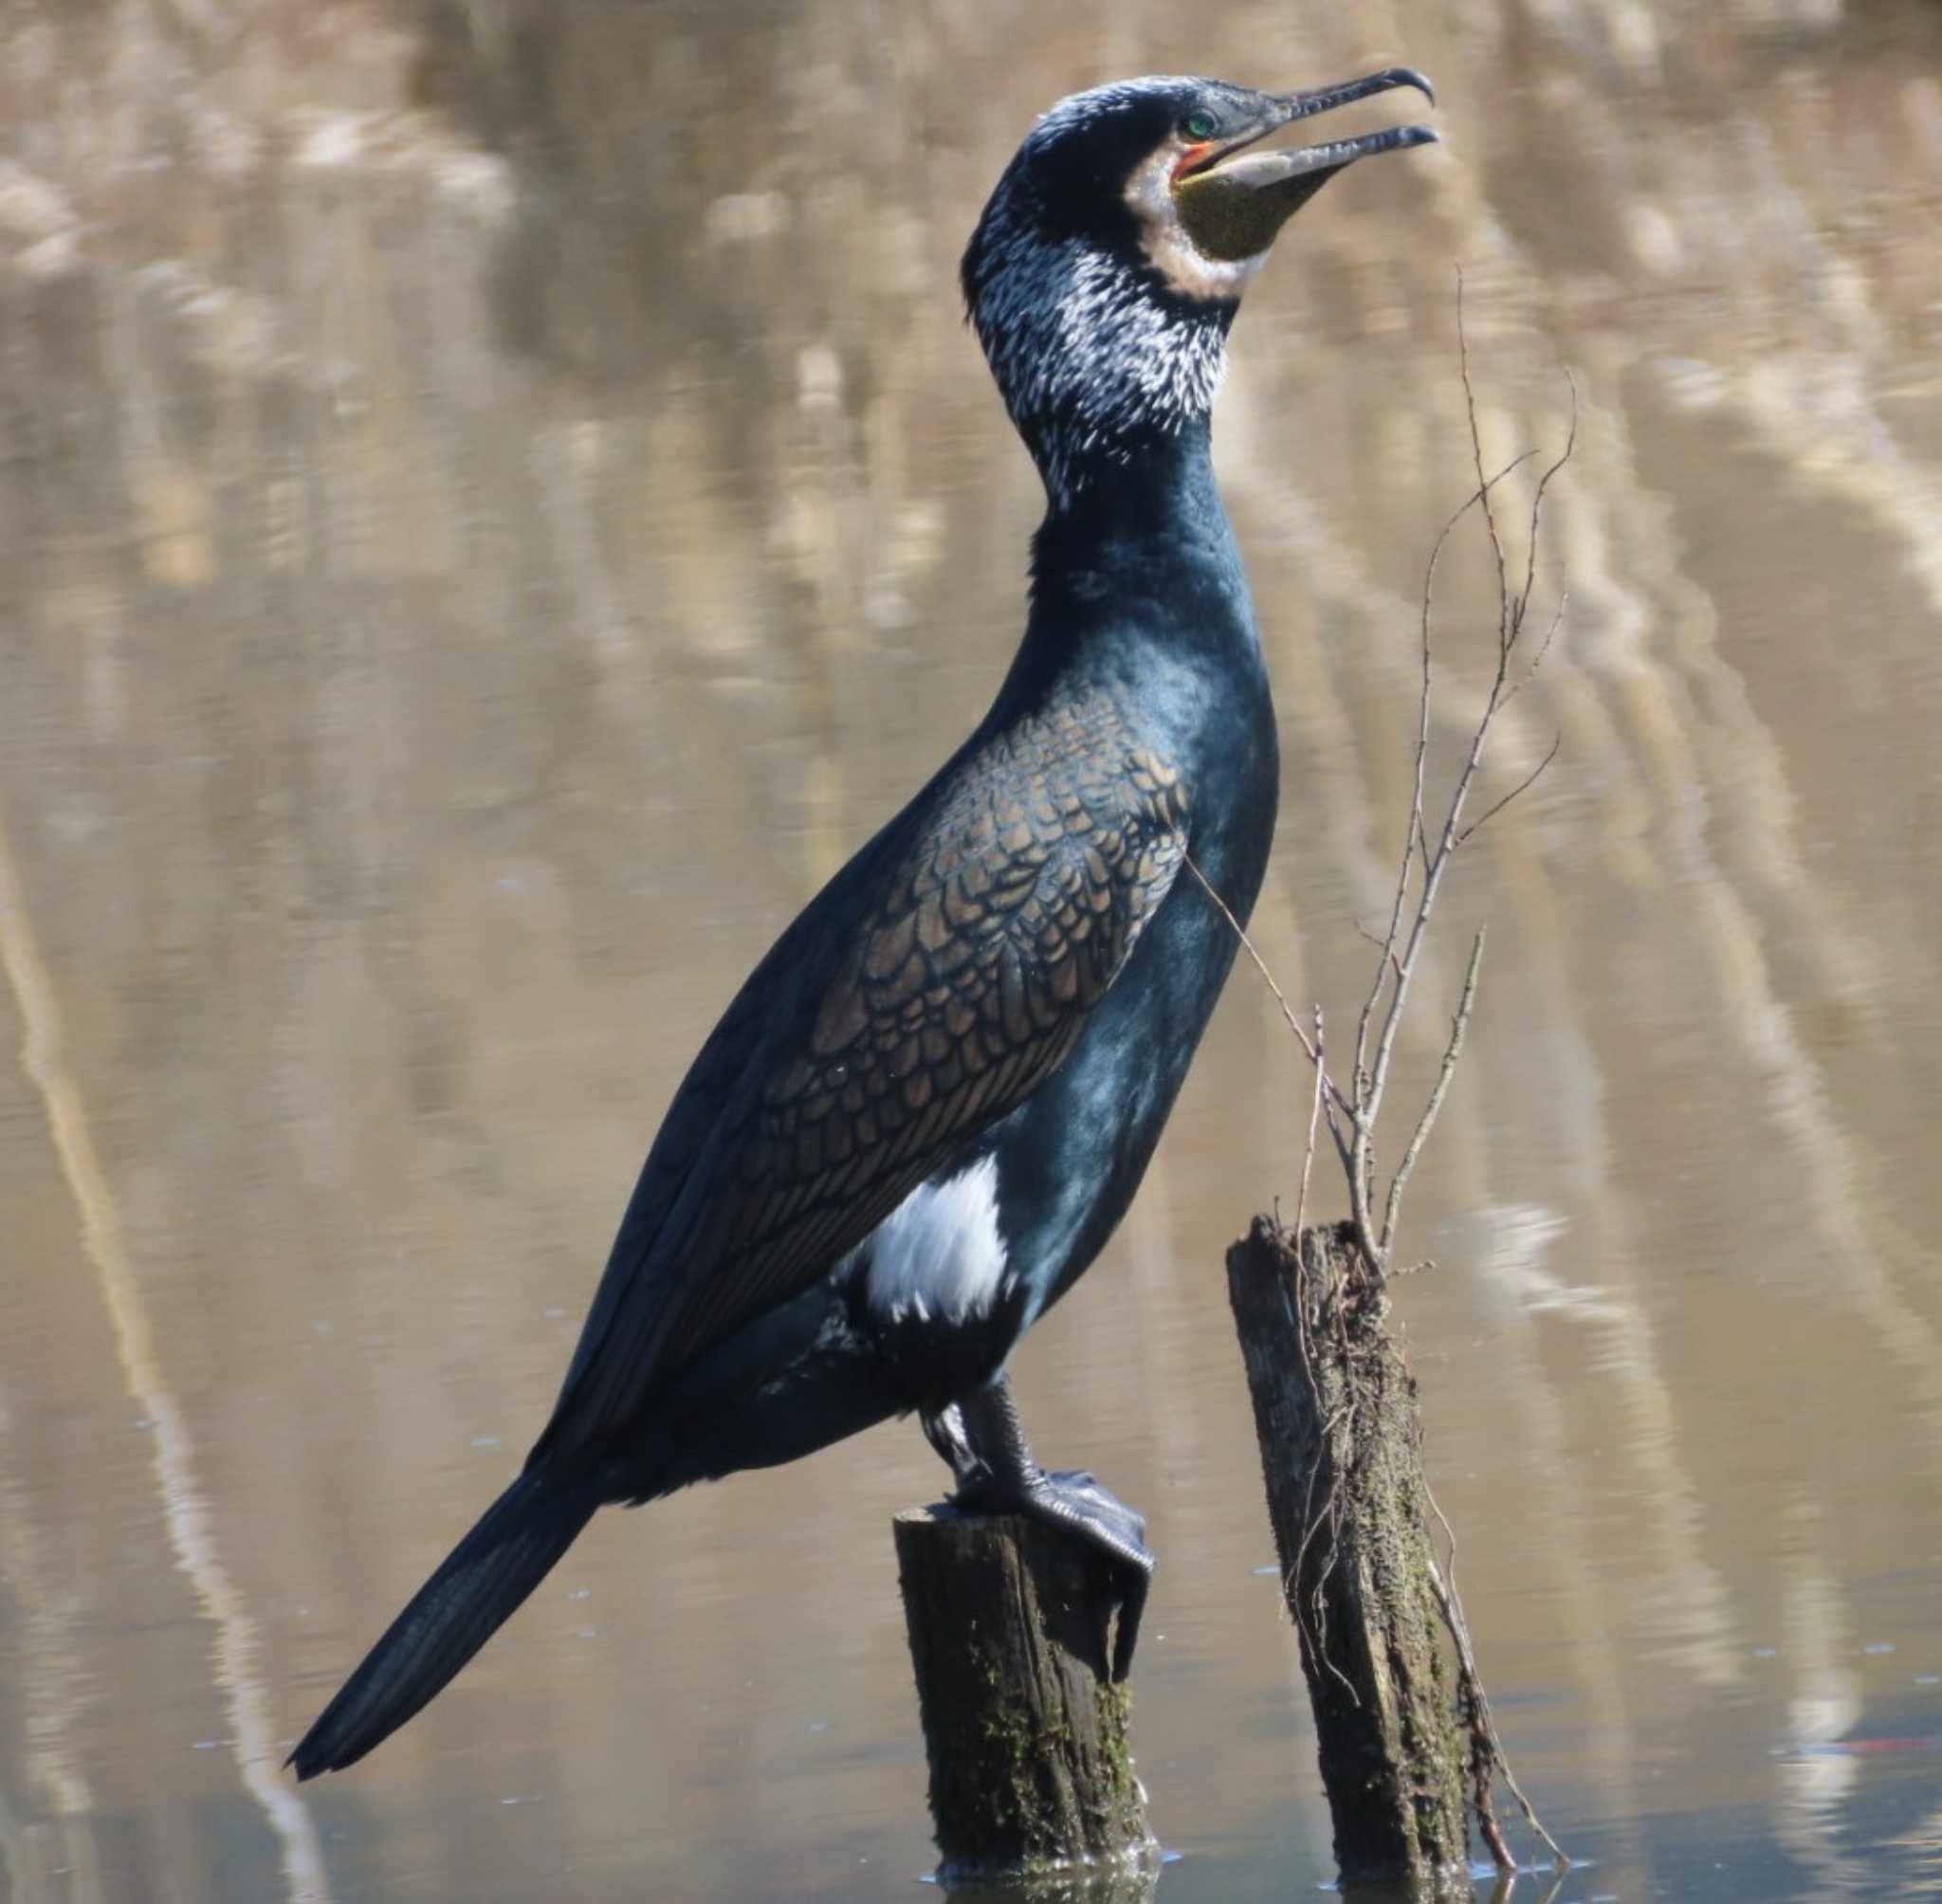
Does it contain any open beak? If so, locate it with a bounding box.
[1175,68,1438,262]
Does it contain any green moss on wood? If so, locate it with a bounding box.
[895,1507,1154,1881]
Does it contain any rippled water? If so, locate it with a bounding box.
[3,3,1940,1899]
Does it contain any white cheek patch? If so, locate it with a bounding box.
[1123,145,1267,304]
[855,1154,1011,1326]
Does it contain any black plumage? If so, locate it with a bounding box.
[290,66,1436,1779]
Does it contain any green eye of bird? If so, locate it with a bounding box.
[1183,112,1217,139]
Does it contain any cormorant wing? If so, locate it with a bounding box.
[531,706,1190,1464]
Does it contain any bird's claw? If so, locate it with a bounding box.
[1045,1468,1145,1545]
[930,1389,1154,1679]
[942,1463,1153,1675]
[1108,1559,1148,1683]
[1028,1468,1154,1682]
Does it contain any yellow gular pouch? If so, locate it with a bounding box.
[1170,148,1343,266]
[1121,140,1270,302]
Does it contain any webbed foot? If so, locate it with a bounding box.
[923,1383,1154,1680]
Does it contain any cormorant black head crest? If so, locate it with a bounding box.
[962,71,1437,507]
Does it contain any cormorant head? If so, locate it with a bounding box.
[962,71,1437,506]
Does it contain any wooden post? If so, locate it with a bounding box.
[893,1504,1156,1886]
[1225,1217,1472,1895]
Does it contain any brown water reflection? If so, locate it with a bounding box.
[3,2,1941,1899]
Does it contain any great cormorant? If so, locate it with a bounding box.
[290,67,1437,1778]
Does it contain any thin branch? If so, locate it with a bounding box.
[1530,589,1567,678]
[1347,361,1559,1278]
[1322,1094,1353,1181]
[1352,443,1533,1103]
[1356,325,1568,1224]
[1503,591,1567,706]
[1182,852,1355,1125]
[1352,918,1402,968]
[1219,274,1577,1361]
[1181,855,1315,1066]
[1292,1006,1326,1245]
[1379,928,1484,1254]
[1428,449,1540,583]
[1456,265,1513,660]
[1255,284,1579,1885]
[1514,368,1580,653]
[1426,1481,1569,1872]
[1454,731,1562,850]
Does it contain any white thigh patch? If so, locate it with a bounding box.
[856,1155,1010,1326]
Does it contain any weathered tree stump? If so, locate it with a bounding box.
[893,1504,1155,1885]
[1226,1217,1471,1895]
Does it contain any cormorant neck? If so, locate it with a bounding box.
[1024,412,1251,647]
[963,211,1237,514]
[1035,412,1219,534]
[1003,298,1234,512]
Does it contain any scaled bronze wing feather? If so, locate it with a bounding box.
[537,695,1189,1459]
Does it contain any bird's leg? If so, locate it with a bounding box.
[919,1372,1152,1681]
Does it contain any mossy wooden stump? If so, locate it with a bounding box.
[1226,1217,1471,1895]
[893,1505,1154,1882]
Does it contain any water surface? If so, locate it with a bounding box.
[3,3,1940,1899]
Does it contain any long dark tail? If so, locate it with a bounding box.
[288,1468,600,1778]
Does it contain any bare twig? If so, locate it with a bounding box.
[1183,855,1315,1067]
[1216,305,1575,1271]
[1517,368,1579,645]
[1183,854,1356,1169]
[1214,274,1578,1877]
[1379,927,1484,1254]
[1456,265,1514,659]
[1454,732,1562,850]
[1292,1006,1327,1247]
[1351,918,1401,967]
[1349,442,1531,1105]
[1503,591,1567,705]
[1426,1483,1569,1873]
